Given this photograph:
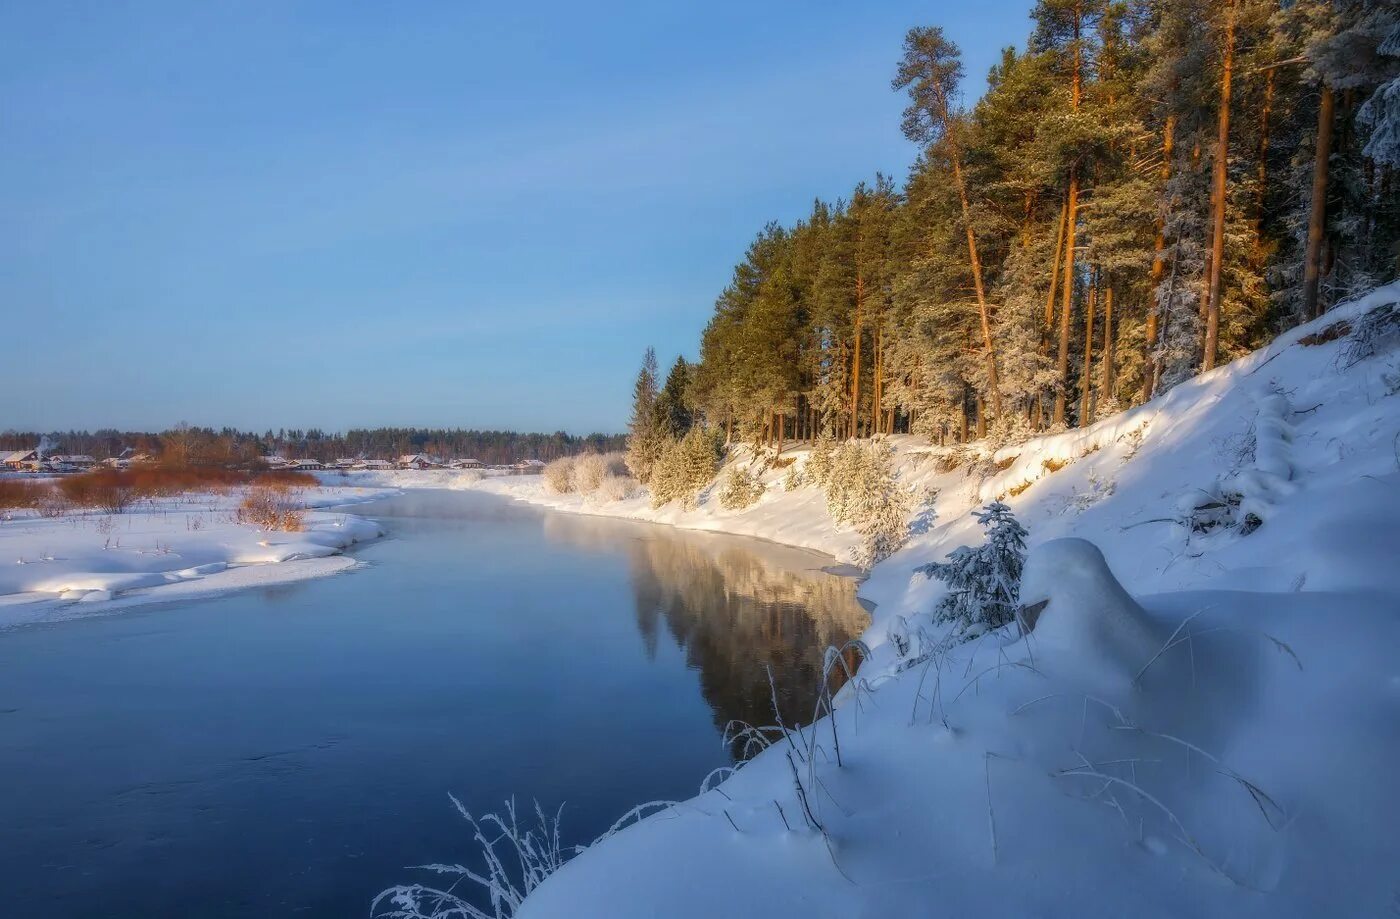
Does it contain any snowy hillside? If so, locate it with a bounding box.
[435,284,1400,917]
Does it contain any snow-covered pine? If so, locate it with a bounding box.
[717,466,765,510]
[918,501,1028,638]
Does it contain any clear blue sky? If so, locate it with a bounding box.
[2,1,1034,434]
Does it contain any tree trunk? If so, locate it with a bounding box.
[1080,275,1097,426]
[949,155,1003,420]
[872,324,883,435]
[933,82,1002,421]
[1253,68,1275,262]
[1143,113,1176,401]
[1101,283,1115,400]
[851,274,864,437]
[1053,35,1083,425]
[1202,0,1236,373]
[1053,172,1079,424]
[1046,197,1068,334]
[1302,84,1335,321]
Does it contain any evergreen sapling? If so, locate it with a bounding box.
[919,501,1028,638]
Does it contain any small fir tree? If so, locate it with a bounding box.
[919,501,1028,637]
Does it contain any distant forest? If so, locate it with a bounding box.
[0,427,626,466]
[674,0,1399,445]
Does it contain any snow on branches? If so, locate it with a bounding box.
[918,501,1027,639]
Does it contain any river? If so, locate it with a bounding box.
[0,490,867,917]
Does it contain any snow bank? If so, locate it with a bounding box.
[1019,537,1159,681]
[474,283,1400,918]
[0,483,387,627]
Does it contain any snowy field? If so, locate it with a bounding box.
[377,284,1400,917]
[0,483,392,628]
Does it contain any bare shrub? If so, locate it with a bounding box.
[1342,301,1400,367]
[255,469,319,491]
[0,480,52,511]
[572,452,627,494]
[59,469,140,514]
[237,485,305,531]
[594,473,639,502]
[542,457,577,495]
[718,467,765,510]
[35,490,71,518]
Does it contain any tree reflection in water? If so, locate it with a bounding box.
[541,515,870,756]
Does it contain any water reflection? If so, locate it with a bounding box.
[540,515,869,743]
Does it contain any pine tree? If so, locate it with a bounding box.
[654,356,693,438]
[625,347,664,484]
[895,27,1004,420]
[918,502,1029,637]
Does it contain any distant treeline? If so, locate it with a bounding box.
[0,427,626,466]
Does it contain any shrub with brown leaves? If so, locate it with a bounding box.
[236,485,306,531]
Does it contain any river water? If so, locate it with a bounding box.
[0,490,867,917]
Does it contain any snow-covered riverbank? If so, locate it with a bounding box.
[0,484,393,628]
[375,284,1400,917]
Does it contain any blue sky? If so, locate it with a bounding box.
[2,1,1035,434]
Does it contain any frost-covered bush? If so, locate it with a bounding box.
[1342,300,1400,368]
[573,452,626,494]
[804,435,837,487]
[918,502,1027,638]
[822,441,912,567]
[237,485,305,531]
[594,473,640,503]
[986,412,1036,449]
[718,466,765,510]
[542,456,577,494]
[649,427,722,509]
[782,462,804,491]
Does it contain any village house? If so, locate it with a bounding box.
[50,455,96,469]
[3,449,39,470]
[450,458,484,469]
[354,459,394,470]
[396,454,441,470]
[287,459,326,471]
[101,449,154,469]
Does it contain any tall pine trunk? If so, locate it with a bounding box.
[1080,274,1097,425]
[851,273,864,437]
[1101,283,1115,401]
[1143,113,1175,401]
[947,141,1003,421]
[1253,68,1275,263]
[1046,197,1069,334]
[1053,36,1083,425]
[1202,0,1236,373]
[1302,84,1335,321]
[1053,172,1079,424]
